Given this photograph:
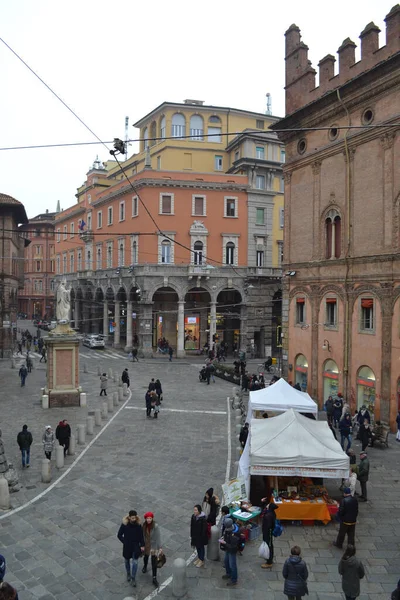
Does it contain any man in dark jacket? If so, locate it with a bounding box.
[18,364,27,387]
[333,487,358,548]
[339,413,352,451]
[17,424,33,468]
[358,451,370,501]
[325,396,334,425]
[117,510,144,587]
[239,423,249,448]
[148,378,156,392]
[221,518,239,587]
[55,420,71,457]
[121,368,130,388]
[261,501,278,568]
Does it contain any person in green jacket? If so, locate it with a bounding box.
[358,451,370,501]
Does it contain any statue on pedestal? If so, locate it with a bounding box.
[0,429,19,491]
[57,279,70,323]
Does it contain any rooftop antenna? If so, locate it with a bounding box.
[266,93,272,115]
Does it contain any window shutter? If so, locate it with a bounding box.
[361,298,373,308]
[326,298,336,304]
[296,298,305,304]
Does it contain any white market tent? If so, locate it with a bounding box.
[238,409,349,497]
[247,377,318,420]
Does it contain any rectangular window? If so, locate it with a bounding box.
[36,261,41,272]
[77,251,82,271]
[256,208,265,225]
[277,241,283,266]
[70,222,75,238]
[157,156,161,170]
[70,253,74,273]
[280,176,284,192]
[35,245,41,255]
[279,207,284,228]
[193,195,205,217]
[108,206,113,225]
[96,246,102,270]
[131,235,138,264]
[325,298,337,327]
[63,225,67,240]
[256,250,264,267]
[256,119,264,129]
[56,256,60,273]
[132,196,138,217]
[208,127,222,142]
[160,194,174,215]
[119,201,125,222]
[214,155,223,171]
[106,243,113,268]
[256,146,265,159]
[225,197,237,218]
[256,175,265,189]
[361,298,374,331]
[234,150,239,162]
[87,213,92,230]
[280,149,286,162]
[296,297,305,324]
[97,211,102,229]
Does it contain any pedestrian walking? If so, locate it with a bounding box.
[117,510,144,588]
[18,364,27,387]
[325,395,334,426]
[391,579,400,600]
[145,390,153,418]
[221,517,239,587]
[55,420,71,456]
[356,405,371,425]
[358,451,369,501]
[202,487,220,527]
[17,425,32,468]
[155,379,163,402]
[282,545,309,599]
[358,419,372,451]
[148,378,156,392]
[42,425,55,460]
[397,411,400,442]
[260,500,278,568]
[39,347,47,363]
[333,488,358,548]
[26,355,33,373]
[132,348,139,362]
[339,413,352,451]
[99,373,108,396]
[190,504,208,568]
[17,342,22,355]
[0,581,19,599]
[142,512,162,588]
[121,368,130,388]
[168,345,173,361]
[333,396,343,427]
[338,544,365,599]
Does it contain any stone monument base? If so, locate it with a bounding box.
[46,324,81,408]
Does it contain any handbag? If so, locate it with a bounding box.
[156,550,166,568]
[297,572,309,596]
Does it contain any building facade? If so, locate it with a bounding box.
[273,5,400,427]
[54,101,285,358]
[0,193,28,357]
[18,210,56,319]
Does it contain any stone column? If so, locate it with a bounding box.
[103,301,108,341]
[125,300,133,351]
[177,301,185,358]
[209,301,217,346]
[75,300,80,330]
[138,301,153,358]
[114,301,120,348]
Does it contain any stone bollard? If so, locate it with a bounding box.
[42,395,49,409]
[118,387,124,402]
[107,395,114,413]
[11,358,15,369]
[172,557,187,598]
[235,409,242,418]
[80,392,87,407]
[55,445,64,469]
[77,424,86,445]
[0,477,11,510]
[235,424,242,435]
[235,414,242,424]
[123,383,128,396]
[86,416,94,435]
[114,374,118,384]
[101,402,108,419]
[113,391,119,407]
[83,362,88,373]
[108,367,113,379]
[68,434,76,456]
[118,378,123,387]
[41,458,51,483]
[97,365,102,376]
[94,409,102,427]
[207,525,220,561]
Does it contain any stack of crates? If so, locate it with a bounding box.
[248,522,261,541]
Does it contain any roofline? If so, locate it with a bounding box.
[133,101,282,128]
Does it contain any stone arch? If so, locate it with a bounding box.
[152,287,180,349]
[148,280,184,303]
[105,286,115,302]
[319,285,345,303]
[116,286,127,303]
[184,287,211,351]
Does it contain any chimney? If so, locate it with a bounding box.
[360,22,381,58]
[285,24,301,55]
[337,38,357,75]
[318,54,336,85]
[385,4,400,51]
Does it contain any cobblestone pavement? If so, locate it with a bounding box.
[0,348,399,600]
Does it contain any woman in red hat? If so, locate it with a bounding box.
[142,512,162,587]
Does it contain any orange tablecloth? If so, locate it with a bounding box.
[275,499,331,524]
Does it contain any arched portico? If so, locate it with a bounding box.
[152,287,179,352]
[184,287,211,352]
[216,289,242,352]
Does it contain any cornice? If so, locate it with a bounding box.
[55,205,85,223]
[286,253,398,270]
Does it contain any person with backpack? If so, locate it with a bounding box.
[338,544,365,599]
[18,364,27,387]
[260,500,278,568]
[17,425,33,468]
[190,504,208,568]
[282,545,309,599]
[221,518,239,587]
[117,510,144,588]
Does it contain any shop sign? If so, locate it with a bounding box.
[186,316,197,324]
[323,371,338,379]
[357,377,375,388]
[132,312,137,319]
[295,366,307,373]
[250,465,348,478]
[222,477,247,503]
[2,321,10,328]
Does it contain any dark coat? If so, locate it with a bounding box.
[56,423,71,444]
[202,494,219,525]
[358,457,370,482]
[223,529,239,554]
[17,430,33,450]
[282,555,309,597]
[121,371,130,384]
[117,517,144,560]
[358,423,372,446]
[338,555,365,597]
[239,426,249,447]
[148,381,156,392]
[325,398,334,415]
[396,413,400,430]
[145,391,152,408]
[262,510,276,543]
[357,409,370,424]
[155,381,162,396]
[338,495,358,524]
[339,416,352,436]
[333,398,343,417]
[190,514,208,547]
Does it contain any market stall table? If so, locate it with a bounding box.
[274,498,331,524]
[231,507,261,523]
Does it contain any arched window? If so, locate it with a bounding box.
[97,247,101,269]
[325,210,341,259]
[143,127,148,149]
[150,121,156,146]
[209,115,221,123]
[77,250,82,271]
[132,241,137,264]
[63,255,67,273]
[225,242,235,265]
[190,115,204,141]
[87,250,91,270]
[161,240,171,264]
[160,115,166,139]
[194,241,203,265]
[119,242,124,267]
[171,113,185,138]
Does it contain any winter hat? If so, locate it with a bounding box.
[343,487,351,495]
[224,518,233,531]
[144,511,154,519]
[45,425,51,429]
[360,451,367,457]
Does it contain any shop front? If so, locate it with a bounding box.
[295,354,308,392]
[357,366,376,414]
[184,314,200,350]
[323,359,339,401]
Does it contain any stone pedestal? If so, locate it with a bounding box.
[45,324,80,407]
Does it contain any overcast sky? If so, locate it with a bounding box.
[0,0,396,219]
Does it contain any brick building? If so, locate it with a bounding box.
[272,5,400,427]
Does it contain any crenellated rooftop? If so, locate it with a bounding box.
[285,4,400,115]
